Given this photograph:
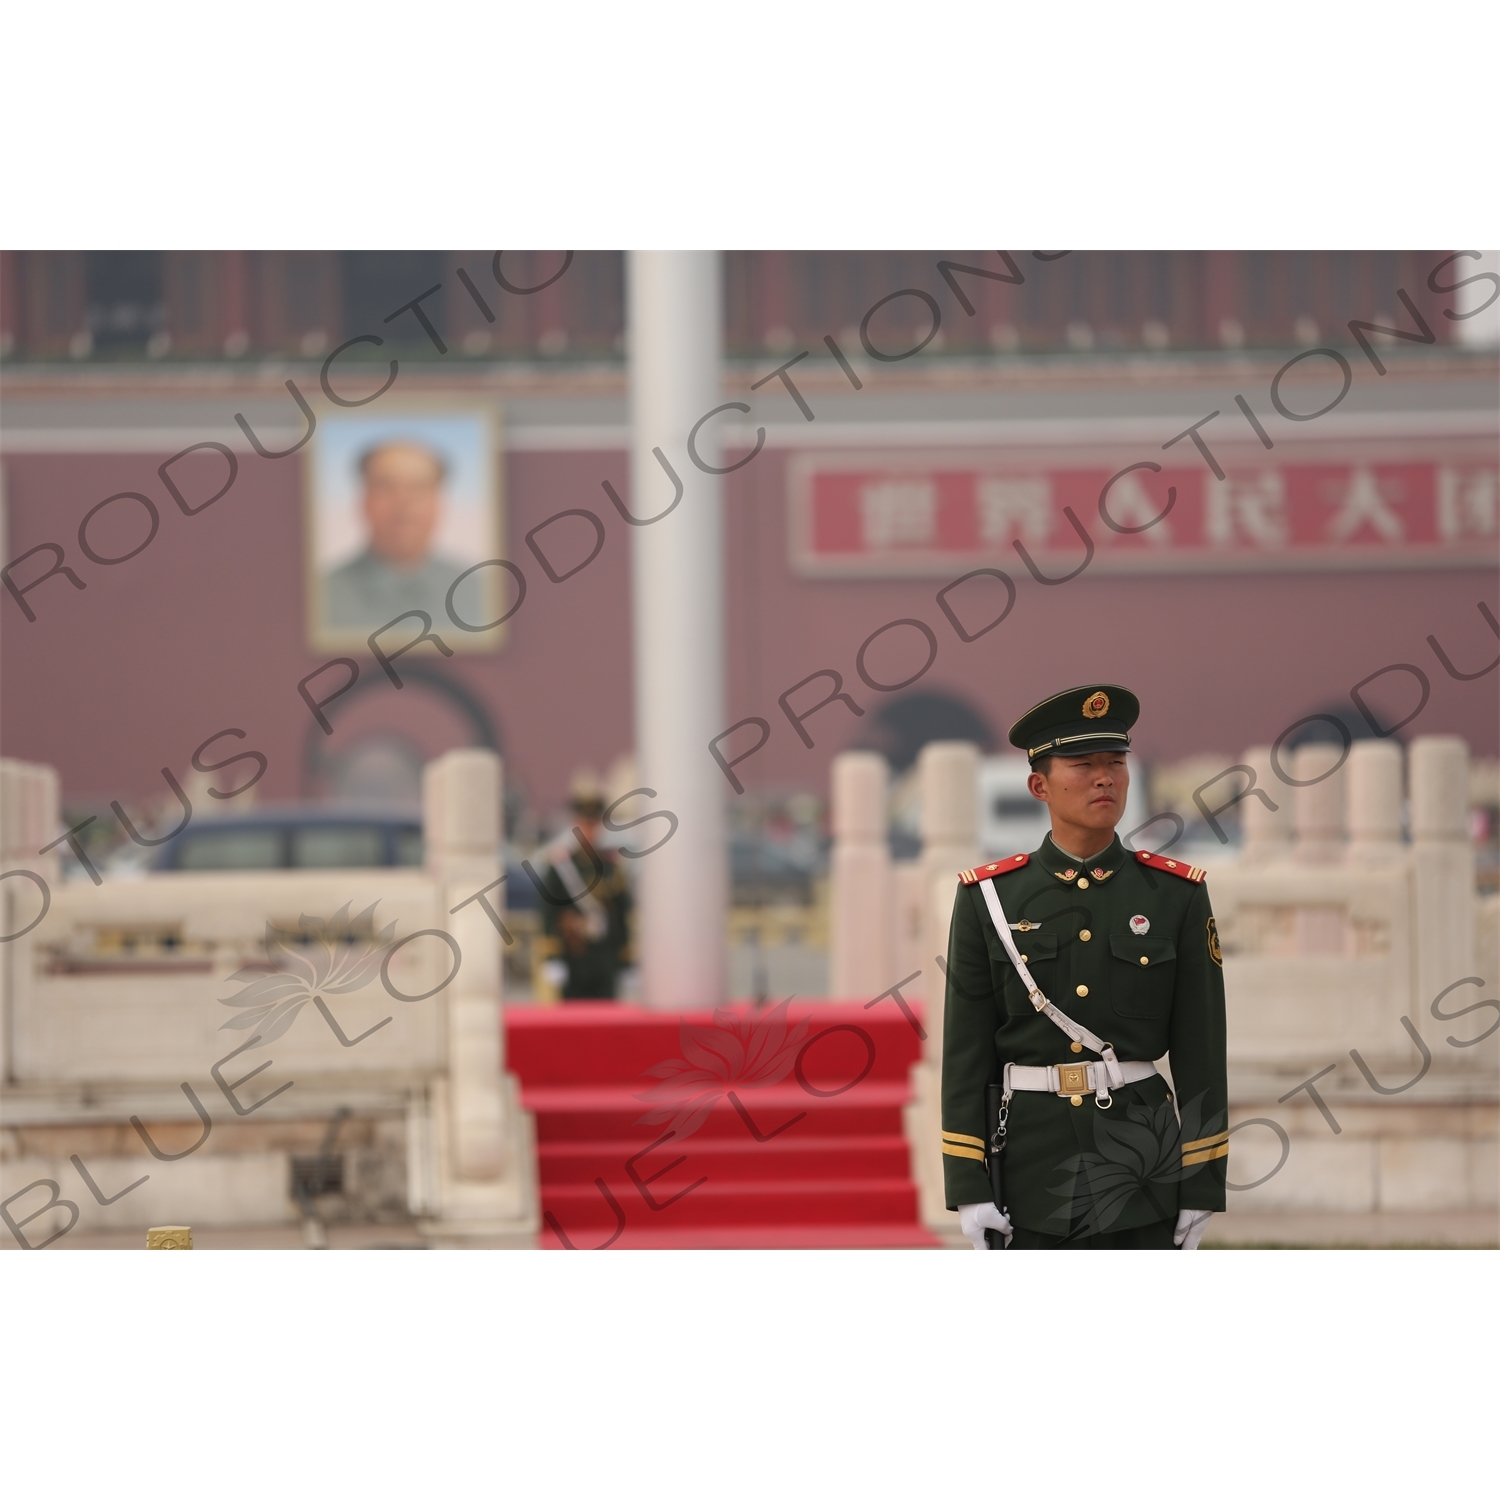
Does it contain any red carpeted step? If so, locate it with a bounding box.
[543,1224,943,1250]
[504,999,940,1250]
[523,1082,910,1142]
[506,1001,921,1084]
[539,1134,913,1184]
[543,1176,919,1230]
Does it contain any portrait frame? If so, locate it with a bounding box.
[304,399,506,653]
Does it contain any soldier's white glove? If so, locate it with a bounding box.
[958,1201,1012,1250]
[1174,1208,1213,1250]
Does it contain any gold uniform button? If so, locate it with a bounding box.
[1070,1095,1083,1107]
[1140,955,1150,965]
[1070,1041,1083,1054]
[1079,929,1091,941]
[1075,984,1089,997]
[1020,954,1028,963]
[1077,877,1089,889]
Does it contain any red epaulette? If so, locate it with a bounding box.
[1134,850,1206,883]
[958,853,1030,885]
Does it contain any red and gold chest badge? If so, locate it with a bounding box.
[1082,690,1110,719]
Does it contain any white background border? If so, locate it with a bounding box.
[4,0,1497,1487]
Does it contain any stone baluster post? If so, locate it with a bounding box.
[423,749,508,1181]
[1409,735,1475,1012]
[919,741,980,1035]
[1292,742,1348,865]
[1346,740,1405,866]
[903,742,980,1234]
[0,759,60,882]
[0,760,60,1087]
[1241,745,1293,863]
[829,751,892,999]
[1291,741,1350,953]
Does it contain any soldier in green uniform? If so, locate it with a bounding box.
[536,785,634,1001]
[941,685,1228,1249]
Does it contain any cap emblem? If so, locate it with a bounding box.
[1082,690,1110,719]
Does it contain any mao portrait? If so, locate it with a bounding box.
[307,407,503,651]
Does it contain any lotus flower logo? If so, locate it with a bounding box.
[1047,1092,1220,1238]
[218,903,397,1049]
[633,998,814,1141]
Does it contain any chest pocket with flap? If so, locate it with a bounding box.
[996,932,1058,1016]
[1109,934,1176,1018]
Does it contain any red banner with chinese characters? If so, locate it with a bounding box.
[788,453,1499,576]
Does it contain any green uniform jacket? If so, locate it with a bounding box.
[941,833,1228,1236]
[539,845,633,1000]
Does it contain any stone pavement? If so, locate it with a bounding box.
[1203,1210,1498,1248]
[18,1222,431,1250]
[14,1209,1496,1250]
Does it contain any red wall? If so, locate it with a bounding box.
[722,450,1499,789]
[0,447,636,813]
[3,443,1496,818]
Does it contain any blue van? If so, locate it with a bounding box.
[146,807,424,872]
[131,805,540,909]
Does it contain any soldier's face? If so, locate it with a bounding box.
[1028,752,1129,833]
[361,443,444,566]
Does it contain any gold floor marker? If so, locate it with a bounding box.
[146,1226,193,1249]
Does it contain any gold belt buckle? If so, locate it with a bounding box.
[1056,1062,1092,1096]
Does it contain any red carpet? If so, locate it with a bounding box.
[505,1000,940,1249]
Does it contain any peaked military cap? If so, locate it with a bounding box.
[568,769,607,818]
[1008,684,1140,764]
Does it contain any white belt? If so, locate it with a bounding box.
[1005,1058,1157,1103]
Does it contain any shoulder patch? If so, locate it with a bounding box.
[1134,850,1206,883]
[958,853,1030,885]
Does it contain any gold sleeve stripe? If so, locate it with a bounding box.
[942,1143,987,1162]
[1182,1129,1230,1152]
[1181,1143,1230,1166]
[942,1131,986,1149]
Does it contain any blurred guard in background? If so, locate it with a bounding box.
[536,778,633,1001]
